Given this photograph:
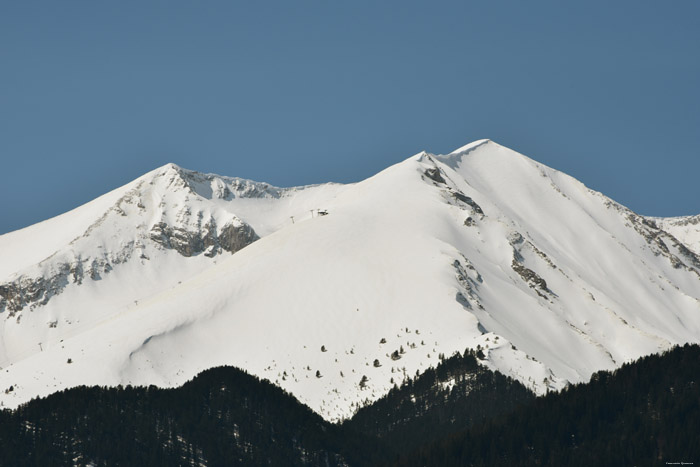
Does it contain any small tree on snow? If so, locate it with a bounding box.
[316,370,322,378]
[359,375,368,389]
[373,359,381,367]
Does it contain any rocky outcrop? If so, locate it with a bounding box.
[628,213,700,274]
[451,191,484,217]
[218,222,259,254]
[421,158,485,220]
[0,256,118,316]
[454,256,484,310]
[423,167,446,184]
[0,271,68,316]
[509,232,557,269]
[512,259,549,295]
[149,219,258,257]
[508,232,555,299]
[149,222,215,257]
[1,219,259,315]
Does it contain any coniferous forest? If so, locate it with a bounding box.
[0,345,698,466]
[397,344,700,466]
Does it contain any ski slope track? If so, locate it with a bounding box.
[1,140,699,421]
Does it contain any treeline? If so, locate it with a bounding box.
[398,344,700,466]
[0,345,698,466]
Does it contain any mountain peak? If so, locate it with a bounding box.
[447,139,493,155]
[155,162,185,176]
[435,139,504,170]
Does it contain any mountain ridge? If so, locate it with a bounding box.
[0,140,698,422]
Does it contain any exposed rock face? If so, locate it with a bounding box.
[1,216,259,315]
[654,215,700,255]
[511,259,549,295]
[0,256,117,315]
[0,218,259,314]
[451,191,485,217]
[507,232,555,300]
[0,272,66,315]
[421,159,486,219]
[423,167,446,184]
[149,219,258,257]
[218,222,259,254]
[454,256,484,310]
[628,213,700,274]
[149,222,210,257]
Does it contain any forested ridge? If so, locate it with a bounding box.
[398,344,700,466]
[343,349,535,462]
[1,345,698,466]
[0,367,374,466]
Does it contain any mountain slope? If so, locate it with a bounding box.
[1,140,698,421]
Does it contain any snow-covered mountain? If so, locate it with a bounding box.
[1,140,699,421]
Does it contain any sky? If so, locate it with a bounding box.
[1,1,699,235]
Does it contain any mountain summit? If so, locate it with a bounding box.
[1,141,699,421]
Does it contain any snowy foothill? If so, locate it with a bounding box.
[1,140,699,421]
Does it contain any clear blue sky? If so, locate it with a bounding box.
[2,1,699,234]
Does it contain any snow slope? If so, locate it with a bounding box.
[1,141,699,422]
